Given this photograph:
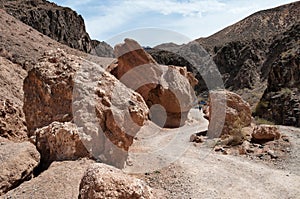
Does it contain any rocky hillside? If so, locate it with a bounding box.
[0,0,113,57]
[196,1,300,52]
[0,1,299,198]
[255,23,300,127]
[150,1,300,110]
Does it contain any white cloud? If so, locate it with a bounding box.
[51,0,297,46]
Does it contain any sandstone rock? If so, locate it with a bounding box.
[74,65,149,168]
[0,57,27,141]
[79,163,155,199]
[109,39,197,128]
[0,99,27,141]
[3,159,93,198]
[23,50,77,136]
[24,49,148,168]
[0,140,40,195]
[252,125,281,142]
[35,122,91,169]
[147,43,212,94]
[208,90,252,139]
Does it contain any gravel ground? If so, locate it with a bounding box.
[129,110,300,199]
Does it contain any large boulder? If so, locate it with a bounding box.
[79,163,155,199]
[3,159,93,198]
[74,63,149,168]
[0,139,40,195]
[23,50,77,136]
[208,90,252,140]
[23,49,149,168]
[35,122,91,169]
[109,39,197,128]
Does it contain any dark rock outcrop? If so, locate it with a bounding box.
[91,40,114,58]
[213,39,268,90]
[255,23,300,127]
[1,0,113,57]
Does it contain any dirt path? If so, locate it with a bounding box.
[128,109,300,198]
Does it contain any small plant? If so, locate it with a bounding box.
[254,100,269,116]
[254,117,275,125]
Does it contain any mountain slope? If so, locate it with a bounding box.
[0,0,113,57]
[196,1,300,52]
[0,8,113,69]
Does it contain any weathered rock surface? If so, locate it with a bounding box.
[3,159,93,199]
[35,122,91,169]
[79,163,155,199]
[255,23,300,127]
[109,39,197,128]
[23,50,77,135]
[0,57,27,141]
[1,0,113,57]
[24,49,148,168]
[208,90,252,141]
[213,40,267,90]
[252,125,281,142]
[0,99,27,141]
[74,62,149,167]
[0,139,40,195]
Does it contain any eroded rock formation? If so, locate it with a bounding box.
[35,122,91,168]
[208,90,252,143]
[24,49,148,168]
[108,39,197,128]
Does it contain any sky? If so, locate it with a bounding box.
[50,0,297,46]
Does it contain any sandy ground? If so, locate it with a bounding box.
[127,109,300,199]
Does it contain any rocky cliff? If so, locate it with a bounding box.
[255,23,300,127]
[1,0,113,57]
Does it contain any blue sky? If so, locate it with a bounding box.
[50,0,296,46]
